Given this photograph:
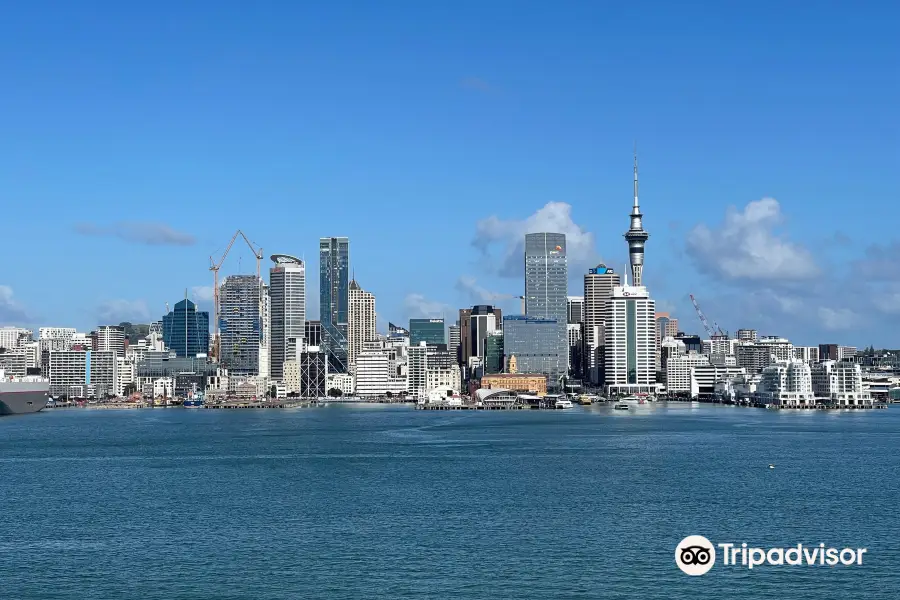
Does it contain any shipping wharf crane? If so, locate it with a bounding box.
[689,294,729,340]
[209,230,263,360]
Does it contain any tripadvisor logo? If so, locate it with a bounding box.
[676,535,716,576]
[675,536,868,575]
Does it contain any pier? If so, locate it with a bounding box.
[416,403,529,411]
[204,399,311,410]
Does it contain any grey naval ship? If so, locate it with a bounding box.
[0,370,50,415]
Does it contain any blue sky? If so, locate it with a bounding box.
[1,1,897,346]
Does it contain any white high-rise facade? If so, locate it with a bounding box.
[605,285,657,394]
[96,325,126,357]
[583,264,620,385]
[268,255,306,381]
[0,327,32,350]
[347,279,376,374]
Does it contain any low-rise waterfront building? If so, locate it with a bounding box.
[665,353,709,394]
[812,360,873,407]
[480,372,547,396]
[755,360,814,407]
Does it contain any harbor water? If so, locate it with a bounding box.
[1,403,898,599]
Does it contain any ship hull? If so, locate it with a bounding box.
[0,390,49,415]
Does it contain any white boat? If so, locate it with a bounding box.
[619,395,647,405]
[613,403,631,410]
[554,398,574,409]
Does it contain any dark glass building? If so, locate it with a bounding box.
[503,315,563,389]
[409,318,445,346]
[305,320,322,347]
[320,237,349,372]
[162,299,210,358]
[484,332,504,374]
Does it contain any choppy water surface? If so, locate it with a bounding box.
[1,404,897,599]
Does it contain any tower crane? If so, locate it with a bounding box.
[209,230,263,359]
[689,294,716,339]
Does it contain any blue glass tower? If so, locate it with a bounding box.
[319,237,349,373]
[162,299,210,358]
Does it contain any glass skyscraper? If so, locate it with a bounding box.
[219,275,262,375]
[319,237,349,373]
[502,315,562,385]
[524,232,568,381]
[162,299,210,358]
[409,318,445,346]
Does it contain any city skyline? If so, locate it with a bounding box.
[1,3,897,346]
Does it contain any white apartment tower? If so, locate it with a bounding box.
[812,361,872,407]
[757,360,815,407]
[96,325,126,357]
[347,279,376,374]
[268,254,306,381]
[0,327,32,350]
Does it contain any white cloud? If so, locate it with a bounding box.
[0,285,29,324]
[74,222,196,246]
[817,307,860,331]
[454,276,515,304]
[97,299,151,325]
[403,293,453,319]
[473,201,597,277]
[872,288,900,315]
[191,286,215,302]
[686,198,819,282]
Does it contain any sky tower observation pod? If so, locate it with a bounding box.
[270,254,304,267]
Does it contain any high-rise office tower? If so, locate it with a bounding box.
[459,305,502,369]
[409,318,445,346]
[219,274,263,376]
[524,232,568,379]
[162,299,210,358]
[654,312,678,370]
[320,237,350,373]
[269,254,306,381]
[605,286,656,393]
[448,323,461,364]
[567,296,584,325]
[503,315,563,384]
[305,320,322,347]
[347,278,376,373]
[582,265,620,385]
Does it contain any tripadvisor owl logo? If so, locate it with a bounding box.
[675,535,869,574]
[675,535,716,576]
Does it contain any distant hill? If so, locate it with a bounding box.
[119,322,150,344]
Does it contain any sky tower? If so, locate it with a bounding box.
[624,150,649,286]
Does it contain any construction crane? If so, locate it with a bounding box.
[209,230,263,359]
[689,294,716,339]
